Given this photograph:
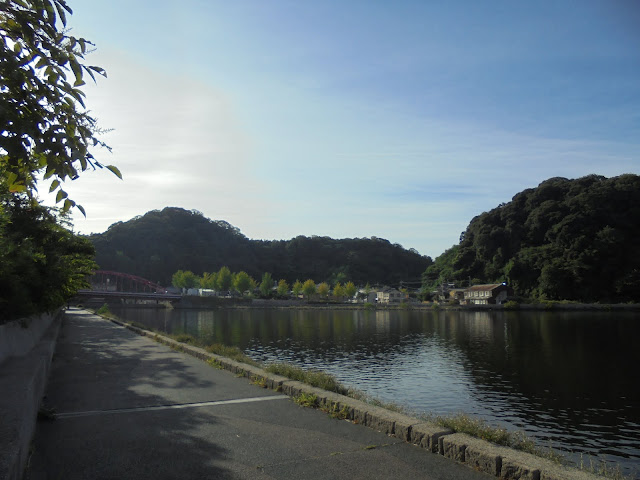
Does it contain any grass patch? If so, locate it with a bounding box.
[172,333,198,344]
[96,303,110,315]
[425,413,562,462]
[265,362,349,395]
[579,455,630,480]
[205,343,260,367]
[347,389,407,414]
[95,303,119,319]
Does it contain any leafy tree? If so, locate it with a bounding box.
[0,0,121,212]
[217,266,232,292]
[344,281,357,298]
[426,174,640,302]
[276,279,289,297]
[233,271,252,295]
[292,279,303,297]
[0,185,96,321]
[302,279,316,298]
[171,270,199,289]
[259,272,273,297]
[200,271,217,289]
[317,282,330,298]
[333,282,345,300]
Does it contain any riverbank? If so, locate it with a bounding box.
[96,308,616,480]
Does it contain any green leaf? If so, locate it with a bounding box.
[62,199,74,212]
[77,204,86,217]
[54,0,67,26]
[106,165,122,179]
[70,58,83,86]
[49,179,60,192]
[55,189,68,203]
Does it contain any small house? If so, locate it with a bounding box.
[377,287,405,304]
[463,284,513,305]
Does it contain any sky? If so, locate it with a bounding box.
[40,0,640,258]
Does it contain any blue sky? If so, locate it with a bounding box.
[43,0,640,258]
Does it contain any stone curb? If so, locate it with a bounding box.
[107,315,601,480]
[0,312,62,480]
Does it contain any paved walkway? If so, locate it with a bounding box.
[25,309,492,480]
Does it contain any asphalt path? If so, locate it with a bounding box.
[25,309,492,480]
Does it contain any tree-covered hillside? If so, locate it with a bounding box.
[423,174,640,302]
[89,207,432,287]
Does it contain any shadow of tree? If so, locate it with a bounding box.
[26,310,239,480]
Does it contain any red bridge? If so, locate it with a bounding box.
[90,270,168,294]
[74,271,181,304]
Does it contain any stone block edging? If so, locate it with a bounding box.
[107,316,601,480]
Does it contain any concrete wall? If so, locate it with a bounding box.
[0,311,61,480]
[0,312,57,366]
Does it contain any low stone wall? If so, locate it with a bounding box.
[109,316,601,480]
[0,312,61,480]
[0,312,58,366]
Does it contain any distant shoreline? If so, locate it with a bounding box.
[173,297,640,312]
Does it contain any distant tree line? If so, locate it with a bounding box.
[89,207,431,288]
[171,266,359,301]
[423,174,640,303]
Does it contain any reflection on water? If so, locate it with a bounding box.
[111,306,640,477]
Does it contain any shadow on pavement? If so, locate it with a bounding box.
[25,310,237,480]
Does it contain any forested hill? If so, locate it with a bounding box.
[88,207,432,287]
[423,174,640,302]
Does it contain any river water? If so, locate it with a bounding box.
[110,306,639,477]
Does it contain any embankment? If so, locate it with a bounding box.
[108,314,603,480]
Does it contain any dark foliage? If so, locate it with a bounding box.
[423,174,640,302]
[0,190,96,323]
[88,207,432,287]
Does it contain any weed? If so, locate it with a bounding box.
[173,333,197,344]
[363,302,376,311]
[265,363,349,395]
[206,358,223,369]
[424,412,563,462]
[348,389,407,414]
[322,402,351,420]
[96,303,110,315]
[579,454,631,480]
[250,375,267,388]
[205,343,260,367]
[431,302,440,310]
[294,392,319,408]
